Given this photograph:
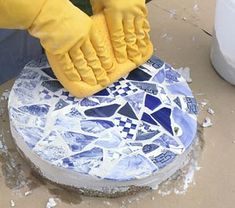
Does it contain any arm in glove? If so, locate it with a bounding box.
[90,0,152,65]
[0,0,113,92]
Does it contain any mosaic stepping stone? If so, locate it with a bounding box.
[9,55,197,196]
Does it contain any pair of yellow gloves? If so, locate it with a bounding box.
[0,0,153,97]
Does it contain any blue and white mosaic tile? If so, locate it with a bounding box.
[9,55,197,182]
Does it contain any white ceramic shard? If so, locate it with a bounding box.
[207,108,215,115]
[202,117,213,128]
[46,198,57,208]
[177,67,192,83]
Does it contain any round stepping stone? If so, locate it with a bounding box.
[8,55,197,196]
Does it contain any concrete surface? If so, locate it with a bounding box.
[1,0,235,207]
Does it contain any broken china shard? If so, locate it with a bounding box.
[8,55,197,196]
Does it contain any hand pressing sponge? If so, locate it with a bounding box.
[0,0,153,98]
[47,13,153,98]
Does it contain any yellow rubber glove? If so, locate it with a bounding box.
[0,0,113,88]
[90,0,152,65]
[0,0,152,97]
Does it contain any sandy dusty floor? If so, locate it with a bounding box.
[1,0,235,207]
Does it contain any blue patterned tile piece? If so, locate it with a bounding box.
[34,131,70,162]
[42,80,63,92]
[40,75,50,81]
[78,147,103,158]
[35,117,46,128]
[131,82,158,95]
[141,113,158,126]
[80,120,114,134]
[60,91,79,104]
[9,55,197,182]
[165,68,181,83]
[105,154,157,181]
[151,150,176,169]
[114,117,138,139]
[136,122,160,140]
[85,104,120,117]
[172,107,197,149]
[110,82,138,98]
[142,144,159,154]
[124,92,145,116]
[128,142,143,147]
[153,134,179,148]
[174,97,182,109]
[167,82,193,97]
[61,147,103,173]
[54,117,80,129]
[118,103,138,120]
[19,104,50,116]
[13,86,33,101]
[185,97,198,114]
[41,67,57,79]
[80,98,99,107]
[145,94,162,110]
[54,99,69,111]
[65,107,85,118]
[138,65,151,72]
[34,145,68,162]
[126,68,152,81]
[94,89,110,96]
[94,97,115,104]
[17,80,37,91]
[95,131,121,148]
[136,130,159,141]
[40,89,52,100]
[151,108,173,135]
[152,69,165,83]
[20,70,40,80]
[18,127,44,149]
[9,107,31,124]
[61,131,97,152]
[146,56,164,69]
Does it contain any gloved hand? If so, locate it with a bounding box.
[29,0,114,87]
[0,0,113,89]
[0,0,152,97]
[90,0,151,65]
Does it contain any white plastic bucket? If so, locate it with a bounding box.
[211,0,235,84]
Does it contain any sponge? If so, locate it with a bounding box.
[46,13,153,98]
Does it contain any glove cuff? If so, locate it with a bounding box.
[0,0,46,29]
[28,0,92,54]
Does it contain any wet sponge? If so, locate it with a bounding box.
[47,13,153,98]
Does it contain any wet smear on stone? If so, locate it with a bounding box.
[1,159,27,189]
[26,179,43,191]
[0,130,30,190]
[48,188,82,205]
[0,95,41,191]
[29,170,48,186]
